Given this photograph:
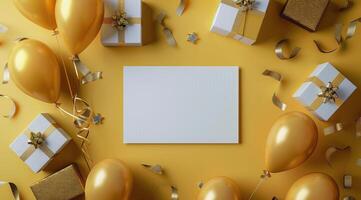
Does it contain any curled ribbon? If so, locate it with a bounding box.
[176,0,186,16]
[0,94,16,119]
[157,13,177,47]
[314,18,361,53]
[142,164,179,200]
[262,70,287,111]
[325,146,351,167]
[0,181,19,200]
[274,39,301,59]
[71,55,103,85]
[2,63,9,84]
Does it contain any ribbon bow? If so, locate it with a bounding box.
[318,82,339,103]
[112,11,129,31]
[27,132,45,148]
[233,0,255,11]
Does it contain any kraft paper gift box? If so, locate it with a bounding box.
[9,113,71,173]
[293,62,357,121]
[30,164,84,200]
[210,0,270,45]
[281,0,329,32]
[101,0,142,46]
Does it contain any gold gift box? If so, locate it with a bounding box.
[30,165,84,200]
[281,0,330,32]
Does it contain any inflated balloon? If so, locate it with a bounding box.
[85,159,133,200]
[197,177,242,200]
[13,0,56,30]
[285,173,339,200]
[265,112,318,173]
[8,39,61,103]
[55,0,104,55]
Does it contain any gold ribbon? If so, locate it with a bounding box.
[2,63,9,84]
[0,94,16,119]
[314,18,361,53]
[262,70,287,111]
[103,0,141,45]
[176,0,186,16]
[71,55,103,85]
[325,146,351,168]
[19,125,58,161]
[142,164,179,200]
[274,39,301,60]
[157,12,177,47]
[324,123,344,135]
[0,181,20,200]
[305,74,344,111]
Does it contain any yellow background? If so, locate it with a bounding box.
[1,0,361,199]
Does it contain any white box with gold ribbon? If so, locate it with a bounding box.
[293,62,357,121]
[101,0,142,46]
[210,0,269,45]
[9,114,71,173]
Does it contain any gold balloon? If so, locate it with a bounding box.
[13,0,56,30]
[55,0,104,55]
[285,173,339,200]
[197,177,242,200]
[8,39,61,103]
[85,159,133,200]
[265,112,318,173]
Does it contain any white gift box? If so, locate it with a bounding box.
[210,0,269,45]
[101,0,142,46]
[293,62,357,121]
[9,114,71,173]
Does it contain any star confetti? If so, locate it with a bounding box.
[187,32,199,44]
[92,113,104,125]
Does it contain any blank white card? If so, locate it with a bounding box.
[123,66,239,143]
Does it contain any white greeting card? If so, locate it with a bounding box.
[123,66,239,143]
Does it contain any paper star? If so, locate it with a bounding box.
[93,113,104,125]
[187,32,199,44]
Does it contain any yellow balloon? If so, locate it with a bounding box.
[85,159,133,200]
[8,39,61,103]
[55,0,104,55]
[265,112,318,173]
[13,0,56,30]
[197,177,242,200]
[285,173,339,200]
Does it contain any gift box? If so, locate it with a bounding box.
[210,0,270,45]
[30,164,84,200]
[101,0,142,46]
[281,0,329,32]
[9,113,71,173]
[293,63,357,121]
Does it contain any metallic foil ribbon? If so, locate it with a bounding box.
[27,132,45,149]
[324,123,344,136]
[0,94,16,119]
[0,24,8,33]
[262,70,287,111]
[176,0,186,16]
[314,18,361,53]
[2,63,9,84]
[157,12,177,47]
[142,164,179,200]
[274,39,301,59]
[71,55,103,85]
[110,12,129,31]
[343,175,352,189]
[318,82,339,103]
[305,74,344,111]
[0,181,19,200]
[325,146,351,167]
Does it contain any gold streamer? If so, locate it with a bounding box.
[314,18,361,53]
[274,39,301,59]
[142,164,179,200]
[157,12,177,47]
[71,55,103,85]
[176,0,186,16]
[262,70,287,111]
[325,146,351,167]
[0,181,19,200]
[2,63,9,84]
[0,94,16,119]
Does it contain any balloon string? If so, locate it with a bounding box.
[248,178,265,200]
